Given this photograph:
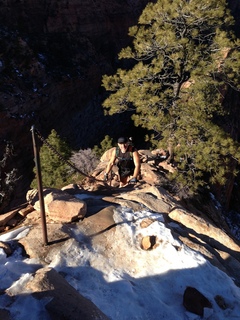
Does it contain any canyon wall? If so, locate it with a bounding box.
[0,0,239,210]
[0,0,150,208]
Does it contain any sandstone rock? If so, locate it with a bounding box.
[18,205,35,217]
[75,205,116,246]
[4,179,240,313]
[26,189,39,204]
[138,149,155,162]
[140,218,156,229]
[92,161,120,185]
[158,160,176,173]
[46,197,86,223]
[0,204,26,227]
[101,196,143,212]
[151,148,169,157]
[100,147,115,162]
[140,162,163,185]
[178,234,226,268]
[0,241,12,256]
[116,190,172,213]
[169,208,240,255]
[23,209,41,224]
[30,188,87,223]
[25,267,109,320]
[19,224,71,262]
[19,204,117,264]
[124,184,178,206]
[214,250,240,287]
[61,183,83,194]
[91,161,108,178]
[141,235,158,250]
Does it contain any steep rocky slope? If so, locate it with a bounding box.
[0,148,240,319]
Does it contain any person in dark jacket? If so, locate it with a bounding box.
[104,137,141,187]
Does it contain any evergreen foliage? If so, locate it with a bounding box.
[93,135,113,158]
[31,129,73,189]
[102,0,240,194]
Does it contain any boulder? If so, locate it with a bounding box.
[140,162,163,185]
[100,147,115,162]
[27,188,87,223]
[141,235,158,250]
[25,267,109,320]
[183,286,212,317]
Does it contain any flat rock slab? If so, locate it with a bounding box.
[26,267,109,320]
[19,223,70,262]
[75,206,117,249]
[114,191,172,213]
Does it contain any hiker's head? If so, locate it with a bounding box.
[117,137,128,152]
[118,137,128,144]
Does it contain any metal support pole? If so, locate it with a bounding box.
[31,125,48,246]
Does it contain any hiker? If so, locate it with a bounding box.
[104,137,141,187]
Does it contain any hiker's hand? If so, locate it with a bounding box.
[129,177,137,184]
[103,173,109,181]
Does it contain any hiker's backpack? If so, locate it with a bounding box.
[115,144,135,167]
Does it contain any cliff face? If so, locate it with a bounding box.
[0,0,239,211]
[0,0,150,209]
[0,0,150,144]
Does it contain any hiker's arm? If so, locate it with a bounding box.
[132,150,141,179]
[105,149,116,175]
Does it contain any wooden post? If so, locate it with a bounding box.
[31,125,48,246]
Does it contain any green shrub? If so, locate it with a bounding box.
[31,129,73,189]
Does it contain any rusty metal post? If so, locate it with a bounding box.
[31,125,48,245]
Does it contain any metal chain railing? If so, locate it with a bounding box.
[32,126,105,184]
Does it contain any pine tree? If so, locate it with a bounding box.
[31,129,72,189]
[102,0,240,194]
